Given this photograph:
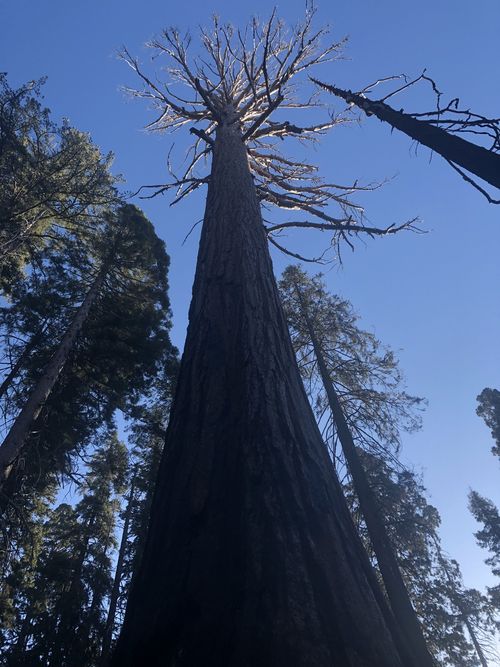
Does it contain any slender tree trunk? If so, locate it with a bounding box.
[293,281,435,666]
[0,260,111,481]
[433,537,489,667]
[313,81,500,191]
[0,323,46,401]
[13,608,33,656]
[0,412,44,517]
[112,112,409,666]
[100,477,136,666]
[50,512,97,666]
[462,615,489,667]
[130,436,164,578]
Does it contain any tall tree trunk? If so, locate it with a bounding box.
[0,260,111,481]
[13,606,33,656]
[312,80,500,191]
[0,322,46,401]
[50,511,97,666]
[130,435,164,578]
[100,477,136,666]
[293,280,435,667]
[112,113,409,666]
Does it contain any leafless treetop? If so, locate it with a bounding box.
[122,6,418,262]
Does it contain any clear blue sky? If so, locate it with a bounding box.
[2,0,500,595]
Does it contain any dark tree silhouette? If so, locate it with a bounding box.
[113,10,421,666]
[282,265,434,666]
[476,388,500,456]
[312,74,500,202]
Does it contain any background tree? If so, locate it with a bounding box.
[101,366,178,664]
[0,204,175,490]
[279,265,499,665]
[469,493,500,610]
[278,265,422,464]
[0,74,118,293]
[113,9,423,666]
[278,264,433,665]
[0,204,178,638]
[355,454,497,667]
[1,430,128,666]
[476,388,500,457]
[469,387,500,632]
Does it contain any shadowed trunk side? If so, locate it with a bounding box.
[112,114,408,666]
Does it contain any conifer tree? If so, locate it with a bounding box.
[0,204,175,490]
[278,265,422,461]
[101,367,178,663]
[2,430,128,666]
[469,386,500,646]
[278,264,433,665]
[476,389,500,457]
[0,74,117,293]
[113,10,420,666]
[0,205,177,626]
[354,454,496,667]
[279,266,497,665]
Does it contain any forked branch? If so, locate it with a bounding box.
[123,6,419,259]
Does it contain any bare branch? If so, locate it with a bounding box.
[268,216,421,234]
[122,10,419,256]
[267,235,330,263]
[446,161,500,204]
[311,73,500,201]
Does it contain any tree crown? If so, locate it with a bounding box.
[122,7,418,261]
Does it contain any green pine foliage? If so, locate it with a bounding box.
[279,264,423,463]
[2,430,128,665]
[0,74,117,295]
[0,75,179,662]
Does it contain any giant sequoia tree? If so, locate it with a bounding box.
[113,11,423,666]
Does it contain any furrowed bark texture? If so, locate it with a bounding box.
[294,283,434,666]
[318,84,500,191]
[112,117,405,666]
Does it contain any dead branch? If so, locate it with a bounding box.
[311,73,500,201]
[123,8,418,259]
